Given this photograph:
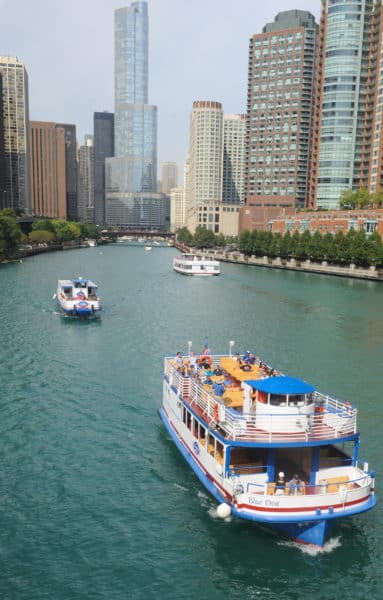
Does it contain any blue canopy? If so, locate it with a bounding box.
[244,375,315,395]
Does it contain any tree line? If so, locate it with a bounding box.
[0,211,101,261]
[238,228,383,267]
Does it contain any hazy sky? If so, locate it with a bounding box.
[1,0,320,180]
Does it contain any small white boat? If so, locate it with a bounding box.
[145,245,152,252]
[87,239,97,247]
[173,253,220,276]
[56,277,101,318]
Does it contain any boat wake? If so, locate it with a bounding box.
[278,536,341,556]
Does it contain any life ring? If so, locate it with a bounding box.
[78,300,88,308]
[214,404,219,422]
[198,354,212,367]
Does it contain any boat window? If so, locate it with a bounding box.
[306,393,314,405]
[270,394,288,406]
[288,394,305,406]
[63,287,72,294]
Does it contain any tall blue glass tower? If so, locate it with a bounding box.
[106,1,158,224]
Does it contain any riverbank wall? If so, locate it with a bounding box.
[175,243,383,281]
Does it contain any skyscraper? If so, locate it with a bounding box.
[311,0,382,209]
[57,123,78,221]
[223,114,246,204]
[106,2,160,226]
[245,11,317,211]
[0,56,30,214]
[29,121,66,218]
[77,135,94,223]
[94,111,114,225]
[161,162,178,194]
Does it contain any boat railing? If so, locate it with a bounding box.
[164,358,358,441]
[244,472,371,497]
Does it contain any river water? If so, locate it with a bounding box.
[0,244,382,600]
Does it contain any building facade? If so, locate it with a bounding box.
[161,161,178,194]
[29,121,66,218]
[312,0,382,209]
[186,100,223,232]
[223,114,246,204]
[57,123,78,221]
[94,111,114,225]
[170,185,185,232]
[0,56,30,214]
[106,2,158,225]
[77,135,95,223]
[245,10,317,212]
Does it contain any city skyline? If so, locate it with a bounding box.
[0,0,320,175]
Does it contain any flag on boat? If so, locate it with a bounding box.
[204,336,211,354]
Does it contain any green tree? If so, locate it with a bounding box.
[176,227,193,244]
[0,210,22,258]
[280,230,292,258]
[296,230,311,260]
[193,226,215,248]
[339,189,357,209]
[372,187,383,208]
[238,230,252,254]
[268,232,283,258]
[215,233,226,247]
[29,230,55,243]
[355,187,371,209]
[32,218,56,232]
[80,223,101,239]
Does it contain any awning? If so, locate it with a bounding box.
[244,375,315,395]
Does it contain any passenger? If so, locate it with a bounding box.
[213,365,223,376]
[275,472,286,495]
[189,351,197,373]
[288,474,303,495]
[247,353,256,365]
[174,351,184,372]
[212,378,225,398]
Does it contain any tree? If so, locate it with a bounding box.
[80,224,101,239]
[193,226,215,248]
[356,187,371,209]
[0,210,22,258]
[339,189,357,209]
[238,230,252,254]
[32,218,56,232]
[176,227,193,244]
[372,187,383,208]
[29,230,55,243]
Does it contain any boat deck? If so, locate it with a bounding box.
[165,355,357,443]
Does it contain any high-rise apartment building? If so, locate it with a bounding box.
[0,56,30,214]
[161,162,178,194]
[245,11,317,211]
[94,111,114,225]
[186,101,223,231]
[0,76,6,208]
[57,123,78,221]
[29,121,66,218]
[310,0,382,209]
[77,135,95,224]
[106,2,161,226]
[223,114,246,204]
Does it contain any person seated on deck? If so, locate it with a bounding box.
[247,353,256,366]
[213,365,223,377]
[288,474,303,495]
[212,377,226,398]
[174,351,185,373]
[275,472,286,495]
[188,351,197,374]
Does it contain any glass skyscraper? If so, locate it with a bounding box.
[106,2,158,225]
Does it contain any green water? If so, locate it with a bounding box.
[0,245,382,599]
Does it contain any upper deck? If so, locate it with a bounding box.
[164,354,358,444]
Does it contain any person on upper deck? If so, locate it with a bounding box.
[175,352,184,372]
[213,378,225,398]
[288,474,303,495]
[275,472,286,495]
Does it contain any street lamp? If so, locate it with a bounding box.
[187,341,192,356]
[229,340,235,357]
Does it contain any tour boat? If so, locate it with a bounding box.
[55,277,101,318]
[173,253,220,276]
[159,347,376,547]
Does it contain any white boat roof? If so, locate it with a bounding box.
[58,278,97,287]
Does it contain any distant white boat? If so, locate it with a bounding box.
[87,239,97,247]
[145,245,152,252]
[173,253,220,276]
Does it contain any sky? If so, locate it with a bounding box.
[0,0,320,181]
